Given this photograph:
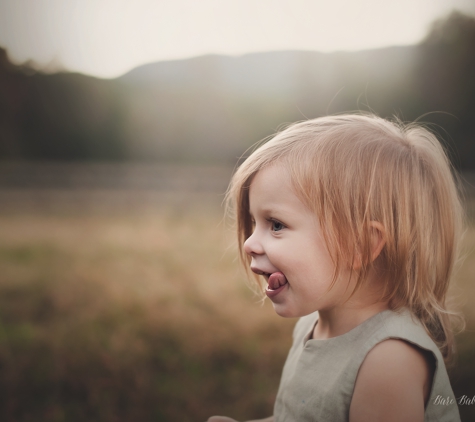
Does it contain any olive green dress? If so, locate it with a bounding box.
[274,309,460,422]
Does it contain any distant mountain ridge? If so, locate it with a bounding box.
[120,47,415,89]
[1,11,474,168]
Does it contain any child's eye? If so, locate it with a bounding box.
[270,219,285,232]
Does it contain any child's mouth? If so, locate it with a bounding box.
[267,271,288,289]
[265,271,288,298]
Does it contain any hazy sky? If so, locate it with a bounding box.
[1,0,474,78]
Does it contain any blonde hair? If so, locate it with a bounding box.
[226,114,463,362]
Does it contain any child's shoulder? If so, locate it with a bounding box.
[349,309,460,422]
[350,338,435,421]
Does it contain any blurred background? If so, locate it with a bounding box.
[0,0,475,421]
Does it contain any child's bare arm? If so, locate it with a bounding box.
[349,339,434,422]
[207,416,273,422]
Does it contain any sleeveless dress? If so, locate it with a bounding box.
[274,309,460,422]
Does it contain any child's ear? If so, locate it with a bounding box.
[352,221,386,270]
[368,221,386,263]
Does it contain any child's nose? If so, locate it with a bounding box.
[243,231,264,256]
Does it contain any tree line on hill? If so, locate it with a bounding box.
[0,11,474,169]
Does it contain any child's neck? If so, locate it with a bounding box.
[312,300,389,340]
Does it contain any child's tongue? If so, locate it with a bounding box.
[268,272,288,290]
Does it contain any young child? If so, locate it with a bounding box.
[208,114,463,422]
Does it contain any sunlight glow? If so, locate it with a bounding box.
[0,0,474,78]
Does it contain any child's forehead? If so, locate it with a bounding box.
[250,164,292,192]
[250,163,313,199]
[248,166,314,216]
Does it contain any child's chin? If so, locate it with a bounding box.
[272,303,296,318]
[272,302,315,319]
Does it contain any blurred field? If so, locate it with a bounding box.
[0,187,297,422]
[0,167,474,422]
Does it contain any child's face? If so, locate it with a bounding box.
[244,164,353,318]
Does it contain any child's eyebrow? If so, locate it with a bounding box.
[253,207,294,221]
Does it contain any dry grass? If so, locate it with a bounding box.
[0,197,474,421]
[0,203,295,422]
